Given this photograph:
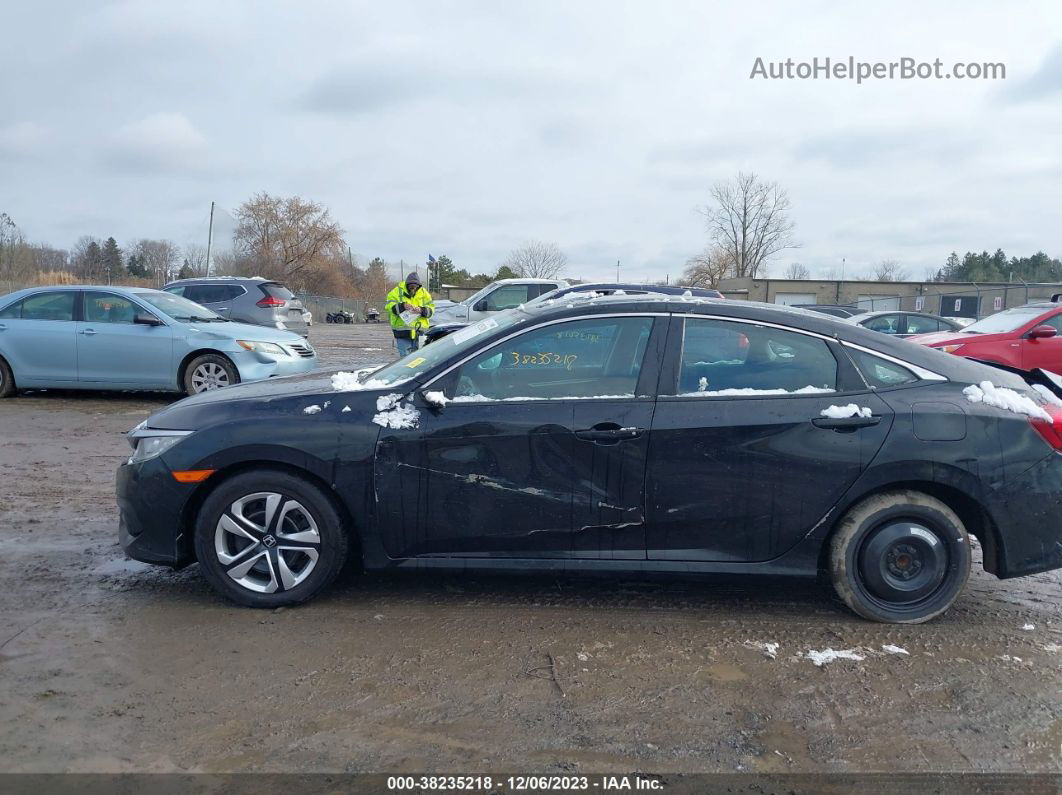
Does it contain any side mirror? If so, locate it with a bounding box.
[1029,325,1058,339]
[473,299,488,312]
[134,312,162,326]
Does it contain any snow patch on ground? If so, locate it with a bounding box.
[806,648,865,666]
[821,404,873,419]
[303,405,322,415]
[1021,623,1035,631]
[680,386,835,397]
[745,641,779,659]
[962,381,1051,422]
[881,644,909,655]
[423,390,450,407]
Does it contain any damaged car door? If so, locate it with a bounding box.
[373,315,662,559]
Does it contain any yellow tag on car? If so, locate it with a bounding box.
[406,356,426,368]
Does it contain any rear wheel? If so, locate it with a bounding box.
[182,354,238,395]
[829,490,971,623]
[0,356,15,398]
[194,470,350,607]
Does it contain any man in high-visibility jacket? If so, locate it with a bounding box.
[385,272,435,356]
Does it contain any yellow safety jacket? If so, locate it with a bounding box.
[385,281,434,339]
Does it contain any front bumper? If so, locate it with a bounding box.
[117,456,198,568]
[230,350,318,384]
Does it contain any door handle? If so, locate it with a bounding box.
[80,328,97,336]
[0,323,6,331]
[575,425,645,443]
[812,416,881,432]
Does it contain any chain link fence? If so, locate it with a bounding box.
[296,294,388,324]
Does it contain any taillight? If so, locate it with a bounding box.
[257,295,284,308]
[1030,404,1062,451]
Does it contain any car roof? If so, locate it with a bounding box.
[164,276,272,285]
[553,282,721,296]
[853,310,953,320]
[488,278,567,285]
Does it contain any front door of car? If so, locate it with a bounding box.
[373,315,663,559]
[76,291,174,386]
[646,316,893,562]
[0,290,79,384]
[1021,313,1062,372]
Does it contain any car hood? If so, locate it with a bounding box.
[143,365,391,430]
[177,320,306,345]
[906,330,1007,346]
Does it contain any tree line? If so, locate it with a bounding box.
[0,195,568,299]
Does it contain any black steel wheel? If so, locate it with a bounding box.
[829,490,971,623]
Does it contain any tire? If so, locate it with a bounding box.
[194,469,350,608]
[0,356,15,398]
[182,353,238,395]
[829,490,971,623]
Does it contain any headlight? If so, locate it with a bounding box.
[129,434,188,463]
[939,344,965,353]
[237,340,286,355]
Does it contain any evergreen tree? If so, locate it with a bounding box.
[177,261,195,280]
[101,237,123,282]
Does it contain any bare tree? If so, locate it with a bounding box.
[871,259,909,282]
[682,246,734,287]
[783,262,810,280]
[183,243,208,276]
[502,241,567,279]
[131,239,181,286]
[233,192,345,289]
[0,213,37,283]
[699,172,797,278]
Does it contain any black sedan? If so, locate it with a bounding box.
[117,295,1062,622]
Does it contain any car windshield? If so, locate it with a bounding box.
[136,291,225,322]
[962,307,1047,334]
[363,309,529,387]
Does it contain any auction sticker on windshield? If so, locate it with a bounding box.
[451,317,498,345]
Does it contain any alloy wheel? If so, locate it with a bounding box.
[214,492,321,594]
[191,362,230,392]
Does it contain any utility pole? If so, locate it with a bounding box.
[205,200,215,277]
[840,257,845,282]
[616,259,620,282]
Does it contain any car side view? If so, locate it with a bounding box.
[117,296,1062,622]
[0,285,317,397]
[846,310,965,338]
[909,300,1062,372]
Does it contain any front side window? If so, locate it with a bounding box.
[84,292,138,323]
[678,318,837,395]
[904,315,942,334]
[484,285,529,311]
[136,291,221,322]
[21,291,75,321]
[448,317,654,401]
[0,299,21,318]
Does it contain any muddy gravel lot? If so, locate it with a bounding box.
[1,323,1060,776]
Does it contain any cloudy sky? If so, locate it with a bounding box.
[1,0,1061,282]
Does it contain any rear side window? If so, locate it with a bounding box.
[259,282,293,300]
[847,348,918,388]
[678,318,837,395]
[905,315,945,334]
[21,292,75,321]
[184,284,241,304]
[862,314,901,334]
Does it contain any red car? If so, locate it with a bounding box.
[908,301,1062,371]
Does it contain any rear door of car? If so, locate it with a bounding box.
[76,291,174,387]
[0,290,79,384]
[645,314,894,562]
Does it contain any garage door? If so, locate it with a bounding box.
[774,293,817,306]
[856,295,900,311]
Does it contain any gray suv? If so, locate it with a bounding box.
[163,277,308,337]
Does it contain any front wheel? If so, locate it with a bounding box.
[183,354,238,395]
[0,356,15,398]
[829,490,971,623]
[194,470,350,607]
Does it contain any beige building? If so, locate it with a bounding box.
[718,277,1062,320]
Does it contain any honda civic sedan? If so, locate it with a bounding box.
[117,296,1062,622]
[0,285,317,397]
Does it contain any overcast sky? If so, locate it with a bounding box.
[2,0,1061,282]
